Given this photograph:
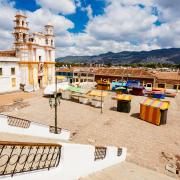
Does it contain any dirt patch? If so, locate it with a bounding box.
[0,101,29,113]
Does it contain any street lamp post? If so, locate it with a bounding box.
[49,74,60,134]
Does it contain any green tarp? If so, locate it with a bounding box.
[67,86,89,94]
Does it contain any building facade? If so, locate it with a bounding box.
[56,67,95,83]
[0,12,55,93]
[0,51,20,93]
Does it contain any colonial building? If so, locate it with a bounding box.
[0,51,20,93]
[154,71,180,90]
[0,12,55,93]
[56,67,95,83]
[94,68,156,87]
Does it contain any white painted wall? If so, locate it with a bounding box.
[36,48,46,62]
[0,57,20,93]
[0,114,70,141]
[1,142,126,180]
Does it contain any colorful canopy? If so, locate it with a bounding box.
[88,90,108,97]
[67,86,89,94]
[56,76,66,80]
[97,80,110,85]
[113,94,132,101]
[115,87,126,90]
[140,98,170,110]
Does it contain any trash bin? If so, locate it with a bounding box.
[117,100,131,113]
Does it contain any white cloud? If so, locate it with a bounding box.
[0,0,74,51]
[35,0,76,14]
[0,0,16,49]
[0,0,180,57]
[27,9,74,35]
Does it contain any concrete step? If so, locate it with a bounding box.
[81,161,177,180]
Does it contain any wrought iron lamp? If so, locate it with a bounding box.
[49,75,60,134]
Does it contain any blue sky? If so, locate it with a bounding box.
[0,0,180,57]
[12,0,106,33]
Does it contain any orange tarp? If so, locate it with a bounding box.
[140,98,170,126]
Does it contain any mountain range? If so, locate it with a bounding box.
[56,48,180,64]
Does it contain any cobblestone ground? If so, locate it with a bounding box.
[1,91,180,178]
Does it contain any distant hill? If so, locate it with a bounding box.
[56,48,180,64]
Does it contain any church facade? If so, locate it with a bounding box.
[0,12,55,93]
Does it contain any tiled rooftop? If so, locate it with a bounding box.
[0,50,16,57]
[94,68,155,78]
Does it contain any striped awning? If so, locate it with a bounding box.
[140,98,169,110]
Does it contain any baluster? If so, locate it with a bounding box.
[48,147,56,170]
[29,146,39,171]
[43,146,51,168]
[22,146,32,172]
[37,146,45,169]
[54,147,61,167]
[2,146,15,175]
[11,146,24,177]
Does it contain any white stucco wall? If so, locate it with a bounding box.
[0,114,70,141]
[1,142,126,180]
[36,48,46,62]
[0,57,20,93]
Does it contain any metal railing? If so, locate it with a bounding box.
[7,115,31,129]
[94,147,107,161]
[49,126,62,134]
[117,148,122,156]
[0,141,61,177]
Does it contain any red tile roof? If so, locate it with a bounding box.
[94,68,155,78]
[0,50,16,57]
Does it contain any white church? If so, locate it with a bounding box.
[0,12,55,93]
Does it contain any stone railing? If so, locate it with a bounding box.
[0,114,70,141]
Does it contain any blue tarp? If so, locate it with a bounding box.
[111,82,127,91]
[126,80,140,88]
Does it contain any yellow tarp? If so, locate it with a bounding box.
[56,76,66,80]
[114,94,133,101]
[140,98,170,126]
[88,90,108,97]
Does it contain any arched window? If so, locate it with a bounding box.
[23,33,26,42]
[46,39,48,45]
[51,40,53,46]
[16,20,20,26]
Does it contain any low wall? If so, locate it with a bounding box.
[0,114,70,141]
[58,142,127,179]
[0,141,126,180]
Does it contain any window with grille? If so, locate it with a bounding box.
[94,147,107,161]
[11,67,15,75]
[12,78,16,87]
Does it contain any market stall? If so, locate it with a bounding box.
[113,94,133,113]
[140,98,170,125]
[97,80,111,90]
